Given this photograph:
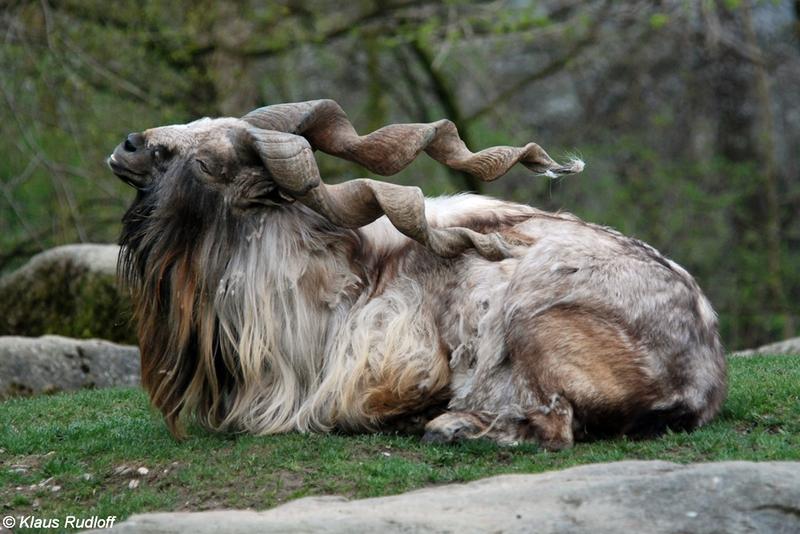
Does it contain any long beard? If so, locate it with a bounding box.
[119,192,362,436]
[118,179,237,435]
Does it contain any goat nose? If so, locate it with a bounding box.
[124,132,144,152]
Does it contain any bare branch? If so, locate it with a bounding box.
[408,41,482,192]
[238,0,431,59]
[465,0,611,123]
[58,36,150,102]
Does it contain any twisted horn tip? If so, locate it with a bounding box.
[538,157,586,179]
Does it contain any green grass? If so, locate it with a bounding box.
[1,355,799,531]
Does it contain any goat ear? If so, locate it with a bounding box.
[233,126,317,209]
[230,165,295,209]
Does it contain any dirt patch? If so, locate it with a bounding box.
[172,467,311,511]
[1,452,63,514]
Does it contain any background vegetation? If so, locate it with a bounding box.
[1,0,798,350]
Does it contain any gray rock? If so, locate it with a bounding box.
[0,335,139,398]
[0,244,136,344]
[94,461,800,533]
[10,243,120,275]
[732,336,800,357]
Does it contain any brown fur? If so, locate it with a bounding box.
[511,305,656,407]
[508,303,691,441]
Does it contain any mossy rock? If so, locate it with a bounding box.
[0,244,136,344]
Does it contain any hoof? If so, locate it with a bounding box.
[421,429,452,444]
[422,412,484,444]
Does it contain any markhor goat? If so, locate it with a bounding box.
[108,99,726,449]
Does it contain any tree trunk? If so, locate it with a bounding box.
[741,0,794,339]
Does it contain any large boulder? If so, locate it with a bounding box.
[0,335,139,399]
[733,337,800,357]
[96,461,799,533]
[0,244,136,344]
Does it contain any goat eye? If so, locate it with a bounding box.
[196,159,211,174]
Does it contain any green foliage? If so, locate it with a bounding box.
[649,13,670,29]
[1,355,798,531]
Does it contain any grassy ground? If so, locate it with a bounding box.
[1,355,799,531]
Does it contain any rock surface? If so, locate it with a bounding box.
[0,244,135,344]
[0,335,139,398]
[94,461,800,534]
[733,336,800,357]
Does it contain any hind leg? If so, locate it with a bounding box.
[507,305,666,441]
